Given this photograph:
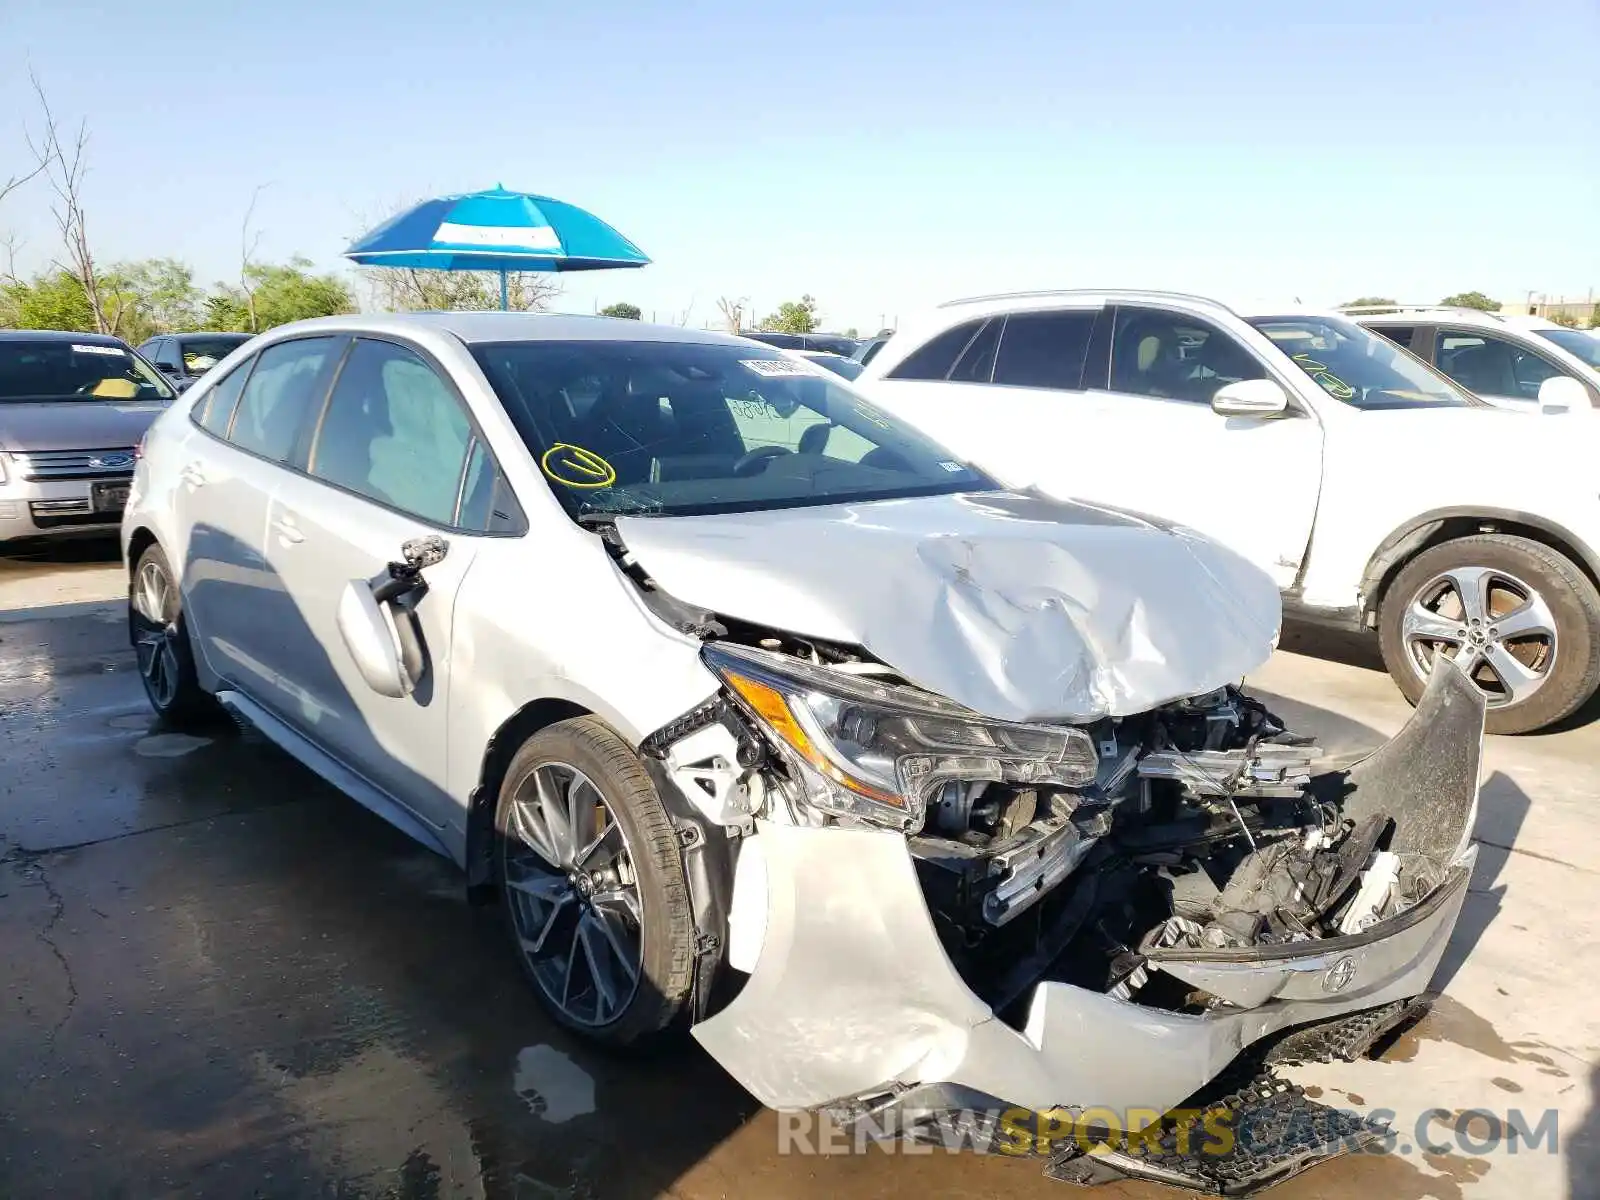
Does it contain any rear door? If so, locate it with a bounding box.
[261,335,518,830]
[867,308,1106,493]
[177,336,345,700]
[1068,306,1323,586]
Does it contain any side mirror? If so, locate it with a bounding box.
[336,580,418,697]
[1537,375,1589,415]
[1212,378,1289,418]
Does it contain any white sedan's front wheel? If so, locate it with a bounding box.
[128,543,220,728]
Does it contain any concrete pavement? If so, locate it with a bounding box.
[0,541,1594,1199]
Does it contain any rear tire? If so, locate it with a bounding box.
[1378,534,1600,734]
[128,542,222,728]
[495,716,695,1047]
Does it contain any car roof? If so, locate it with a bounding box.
[929,288,1335,322]
[0,329,129,346]
[1347,306,1522,327]
[268,310,759,348]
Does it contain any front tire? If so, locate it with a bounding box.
[128,543,221,728]
[1378,533,1600,734]
[495,716,695,1047]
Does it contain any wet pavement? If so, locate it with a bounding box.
[1,548,1596,1199]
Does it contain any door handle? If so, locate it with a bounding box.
[271,513,305,546]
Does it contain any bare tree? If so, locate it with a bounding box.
[716,295,747,333]
[364,264,561,313]
[239,183,269,333]
[28,72,109,332]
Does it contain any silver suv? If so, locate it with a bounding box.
[0,331,176,542]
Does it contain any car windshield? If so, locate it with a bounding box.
[472,339,995,520]
[1249,315,1474,409]
[0,339,176,403]
[1537,328,1600,369]
[180,337,248,375]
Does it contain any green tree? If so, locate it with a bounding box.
[1590,304,1600,330]
[1440,291,1501,312]
[210,257,355,331]
[1,269,96,330]
[1341,296,1398,309]
[760,294,819,333]
[599,301,642,320]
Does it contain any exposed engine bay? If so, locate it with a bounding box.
[654,623,1450,1024]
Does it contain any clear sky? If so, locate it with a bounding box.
[2,0,1596,332]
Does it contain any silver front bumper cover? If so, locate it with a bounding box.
[691,663,1483,1116]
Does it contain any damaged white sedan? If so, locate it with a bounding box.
[123,313,1483,1195]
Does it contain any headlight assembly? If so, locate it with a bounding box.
[701,643,1098,831]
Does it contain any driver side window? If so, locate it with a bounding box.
[1108,308,1266,404]
[1437,331,1562,399]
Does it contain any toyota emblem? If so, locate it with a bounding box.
[1323,956,1356,993]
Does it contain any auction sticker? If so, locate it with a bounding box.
[742,358,817,377]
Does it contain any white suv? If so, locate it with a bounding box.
[857,289,1600,733]
[1346,305,1600,413]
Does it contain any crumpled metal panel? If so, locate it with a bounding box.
[617,491,1281,723]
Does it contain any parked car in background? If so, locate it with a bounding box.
[137,332,254,393]
[121,312,1482,1194]
[858,288,1600,733]
[851,332,892,365]
[0,331,177,542]
[1345,306,1599,413]
[781,348,863,379]
[741,329,859,357]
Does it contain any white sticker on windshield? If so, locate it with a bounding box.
[72,343,126,356]
[938,460,967,473]
[742,358,817,377]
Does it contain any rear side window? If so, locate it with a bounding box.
[992,310,1096,390]
[228,337,340,462]
[195,356,254,436]
[948,318,1001,383]
[1371,325,1416,350]
[309,338,474,526]
[885,319,985,381]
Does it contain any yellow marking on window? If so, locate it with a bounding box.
[540,443,617,489]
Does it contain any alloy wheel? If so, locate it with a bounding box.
[502,761,644,1027]
[1400,565,1557,709]
[131,560,182,710]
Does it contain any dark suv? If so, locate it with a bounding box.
[137,332,254,392]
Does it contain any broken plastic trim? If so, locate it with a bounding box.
[690,663,1483,1124]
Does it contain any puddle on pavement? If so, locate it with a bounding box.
[108,713,152,730]
[134,732,213,758]
[1383,994,1569,1076]
[513,1045,596,1124]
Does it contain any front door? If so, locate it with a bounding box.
[260,336,499,831]
[1062,306,1324,587]
[1432,327,1569,411]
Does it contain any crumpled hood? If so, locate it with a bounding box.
[0,401,167,452]
[615,491,1282,723]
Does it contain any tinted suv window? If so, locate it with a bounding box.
[949,318,1001,383]
[992,311,1095,389]
[309,338,473,525]
[228,336,340,462]
[1371,325,1416,350]
[886,319,985,381]
[195,356,254,436]
[1437,331,1562,400]
[1111,308,1265,403]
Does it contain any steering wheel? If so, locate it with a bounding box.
[732,445,794,477]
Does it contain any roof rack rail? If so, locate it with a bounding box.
[937,287,1231,310]
[1337,303,1507,321]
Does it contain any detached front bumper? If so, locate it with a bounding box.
[691,663,1483,1125]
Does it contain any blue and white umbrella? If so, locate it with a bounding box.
[344,186,649,309]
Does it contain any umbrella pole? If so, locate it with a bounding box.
[499,268,509,311]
